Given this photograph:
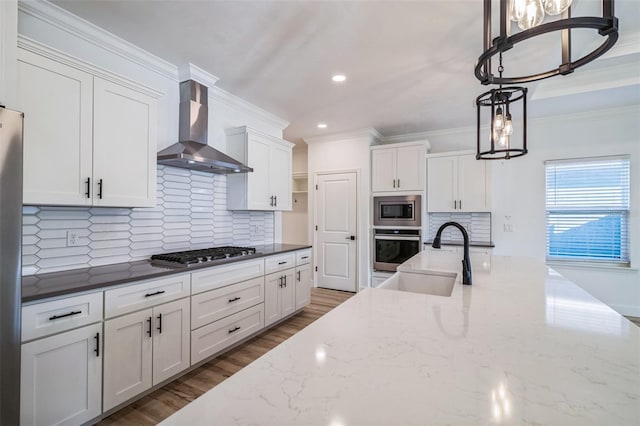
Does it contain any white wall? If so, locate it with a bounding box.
[426,106,640,316]
[306,131,376,290]
[0,0,18,107]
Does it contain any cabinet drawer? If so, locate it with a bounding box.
[264,253,296,274]
[296,249,311,266]
[22,292,103,342]
[191,304,264,365]
[104,274,190,318]
[191,258,264,295]
[191,276,264,330]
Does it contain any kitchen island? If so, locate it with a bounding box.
[160,253,640,425]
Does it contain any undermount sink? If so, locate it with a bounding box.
[379,271,457,297]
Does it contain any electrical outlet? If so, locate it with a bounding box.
[67,230,79,246]
[503,223,514,233]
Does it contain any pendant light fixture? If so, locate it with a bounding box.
[475,0,617,160]
[475,0,618,85]
[476,53,528,160]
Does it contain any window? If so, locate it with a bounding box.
[545,156,630,265]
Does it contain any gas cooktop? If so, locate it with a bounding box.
[150,246,258,267]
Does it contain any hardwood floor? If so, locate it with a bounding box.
[97,288,354,425]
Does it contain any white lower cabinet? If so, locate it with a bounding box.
[152,298,191,385]
[20,249,311,424]
[20,323,102,426]
[191,304,264,364]
[264,269,296,327]
[103,298,190,412]
[295,264,311,310]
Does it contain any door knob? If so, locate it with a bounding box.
[345,235,356,240]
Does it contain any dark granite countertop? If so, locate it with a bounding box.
[22,244,311,304]
[423,240,495,248]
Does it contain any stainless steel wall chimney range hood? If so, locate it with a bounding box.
[157,80,253,174]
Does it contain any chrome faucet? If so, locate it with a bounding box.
[432,222,472,285]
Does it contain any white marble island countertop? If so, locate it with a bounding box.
[161,254,640,425]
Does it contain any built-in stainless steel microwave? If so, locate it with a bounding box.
[374,195,421,227]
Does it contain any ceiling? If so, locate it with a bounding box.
[51,0,640,144]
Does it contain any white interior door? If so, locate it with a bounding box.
[315,172,357,292]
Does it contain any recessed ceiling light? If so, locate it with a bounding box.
[317,123,328,129]
[331,74,346,82]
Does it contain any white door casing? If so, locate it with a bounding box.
[315,172,357,292]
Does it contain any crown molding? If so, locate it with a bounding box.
[531,61,640,101]
[18,0,178,80]
[529,104,640,126]
[208,85,290,132]
[304,128,382,145]
[177,63,219,86]
[18,35,164,98]
[379,131,430,144]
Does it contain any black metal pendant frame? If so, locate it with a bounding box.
[476,86,528,160]
[475,0,618,85]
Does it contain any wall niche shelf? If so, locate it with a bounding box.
[292,172,308,194]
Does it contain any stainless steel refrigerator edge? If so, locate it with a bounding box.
[0,107,23,425]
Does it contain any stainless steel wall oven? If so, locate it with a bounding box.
[373,228,422,272]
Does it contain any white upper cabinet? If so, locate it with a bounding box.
[427,152,491,212]
[18,50,94,206]
[93,78,157,207]
[371,142,427,193]
[17,47,159,207]
[226,126,294,211]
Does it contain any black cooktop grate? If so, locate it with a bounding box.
[150,246,257,266]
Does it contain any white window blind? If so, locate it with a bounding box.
[545,156,630,264]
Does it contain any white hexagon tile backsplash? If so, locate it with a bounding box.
[21,166,274,275]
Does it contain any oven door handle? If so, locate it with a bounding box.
[374,236,421,241]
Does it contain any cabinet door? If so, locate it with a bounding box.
[264,272,283,327]
[269,142,292,211]
[427,156,457,212]
[103,309,153,412]
[17,50,93,206]
[21,323,102,426]
[246,135,272,210]
[93,78,157,207]
[457,154,490,212]
[295,264,311,310]
[152,298,190,385]
[371,148,397,192]
[281,270,296,318]
[396,145,425,191]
